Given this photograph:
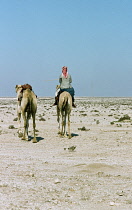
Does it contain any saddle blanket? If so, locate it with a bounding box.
[22,84,32,90]
[60,87,75,97]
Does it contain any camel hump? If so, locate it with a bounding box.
[59,91,72,108]
[61,91,71,98]
[24,89,36,100]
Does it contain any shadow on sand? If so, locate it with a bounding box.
[28,136,44,142]
[71,133,79,137]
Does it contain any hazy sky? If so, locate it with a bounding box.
[0,0,132,97]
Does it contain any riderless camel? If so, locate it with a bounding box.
[15,85,37,143]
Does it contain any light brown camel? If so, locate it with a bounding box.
[15,85,37,143]
[15,85,23,133]
[57,91,72,139]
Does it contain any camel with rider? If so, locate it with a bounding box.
[57,91,72,139]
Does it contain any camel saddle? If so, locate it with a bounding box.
[21,84,32,91]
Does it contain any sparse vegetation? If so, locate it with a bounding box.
[117,124,122,127]
[8,125,15,129]
[81,113,87,116]
[78,126,90,131]
[39,117,46,121]
[96,120,100,124]
[79,111,85,113]
[13,117,18,121]
[118,114,130,122]
[91,109,99,112]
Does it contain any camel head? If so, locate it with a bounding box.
[15,85,22,93]
[56,85,60,90]
[15,85,23,101]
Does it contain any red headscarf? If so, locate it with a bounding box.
[62,66,68,78]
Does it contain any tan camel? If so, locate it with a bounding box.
[57,91,72,138]
[15,85,37,143]
[15,85,23,133]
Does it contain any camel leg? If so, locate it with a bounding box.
[60,111,66,137]
[57,107,61,134]
[32,113,37,143]
[22,114,26,140]
[17,104,22,134]
[61,111,65,136]
[25,113,30,140]
[63,111,67,137]
[68,113,71,139]
[17,112,24,138]
[17,112,21,132]
[22,112,28,140]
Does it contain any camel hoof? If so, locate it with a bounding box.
[33,138,37,143]
[18,132,23,138]
[21,137,29,141]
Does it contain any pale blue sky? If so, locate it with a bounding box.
[0,0,132,97]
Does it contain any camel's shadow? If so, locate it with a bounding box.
[28,136,44,142]
[71,133,79,137]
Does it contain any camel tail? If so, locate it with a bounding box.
[62,96,68,109]
[27,96,33,118]
[29,97,33,111]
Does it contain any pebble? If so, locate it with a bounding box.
[109,202,120,206]
[109,202,115,206]
[54,178,61,184]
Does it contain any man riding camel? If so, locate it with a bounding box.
[53,66,76,108]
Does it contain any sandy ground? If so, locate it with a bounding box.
[0,97,132,210]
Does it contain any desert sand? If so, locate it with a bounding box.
[0,97,132,210]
